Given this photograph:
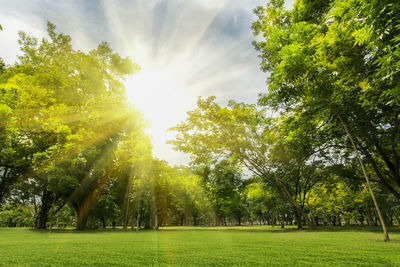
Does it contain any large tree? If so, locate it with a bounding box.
[252,0,399,239]
[170,97,324,228]
[0,22,144,229]
[253,0,400,201]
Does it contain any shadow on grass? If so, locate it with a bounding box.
[27,225,400,235]
[28,227,140,234]
[158,226,400,234]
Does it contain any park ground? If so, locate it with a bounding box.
[0,226,400,266]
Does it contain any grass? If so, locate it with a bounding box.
[0,226,400,266]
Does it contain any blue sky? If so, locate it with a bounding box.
[0,0,295,166]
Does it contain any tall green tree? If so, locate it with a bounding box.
[252,0,400,240]
[0,22,143,229]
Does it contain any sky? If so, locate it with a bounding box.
[0,0,295,166]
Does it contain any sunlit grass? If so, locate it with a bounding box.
[0,226,399,266]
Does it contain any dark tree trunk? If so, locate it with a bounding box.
[193,214,198,226]
[294,212,303,229]
[101,216,106,229]
[36,189,54,229]
[158,214,164,227]
[0,167,9,205]
[144,211,152,229]
[75,206,90,230]
[76,215,88,230]
[314,215,319,226]
[280,215,285,228]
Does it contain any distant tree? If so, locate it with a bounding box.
[196,159,244,226]
[245,181,292,227]
[0,202,33,227]
[91,194,120,229]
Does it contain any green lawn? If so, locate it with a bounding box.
[0,226,399,266]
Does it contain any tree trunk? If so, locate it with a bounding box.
[36,189,53,229]
[144,216,152,229]
[315,216,319,226]
[193,214,198,226]
[136,201,141,231]
[0,167,9,205]
[155,211,159,230]
[275,180,314,228]
[76,206,89,230]
[76,214,88,230]
[294,211,303,229]
[123,176,132,230]
[101,216,106,229]
[337,113,389,241]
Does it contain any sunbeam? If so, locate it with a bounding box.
[0,0,268,166]
[98,0,263,165]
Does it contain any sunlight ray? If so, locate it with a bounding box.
[102,1,127,51]
[184,36,252,85]
[163,2,223,64]
[19,109,139,188]
[72,142,117,228]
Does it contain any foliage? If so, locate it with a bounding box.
[0,22,145,229]
[0,203,33,227]
[170,97,323,227]
[252,0,400,200]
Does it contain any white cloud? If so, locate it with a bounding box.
[190,0,228,9]
[0,15,45,64]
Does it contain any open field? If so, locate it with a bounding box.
[0,226,400,266]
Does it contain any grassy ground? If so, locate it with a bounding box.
[0,226,399,266]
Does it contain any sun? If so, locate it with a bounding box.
[124,63,195,164]
[128,68,177,97]
[125,64,188,118]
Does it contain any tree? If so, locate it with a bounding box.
[200,159,244,226]
[245,181,292,227]
[0,22,143,229]
[170,97,318,228]
[252,0,400,240]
